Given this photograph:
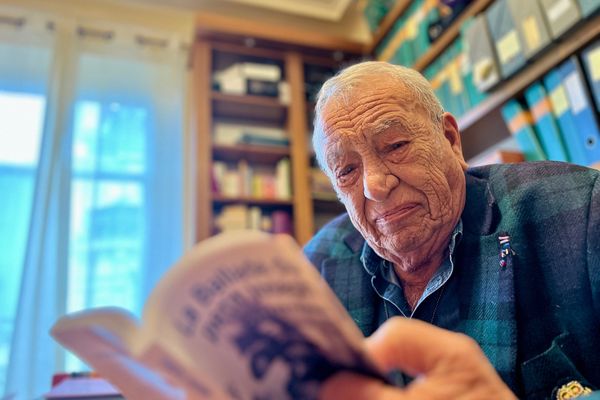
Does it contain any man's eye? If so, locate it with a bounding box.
[337,165,355,178]
[388,141,408,151]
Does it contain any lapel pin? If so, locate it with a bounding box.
[498,233,516,268]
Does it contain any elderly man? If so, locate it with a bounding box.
[304,61,600,399]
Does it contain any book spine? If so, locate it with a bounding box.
[559,57,600,165]
[523,82,569,161]
[501,100,547,161]
[543,68,589,165]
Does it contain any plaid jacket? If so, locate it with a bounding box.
[304,162,600,399]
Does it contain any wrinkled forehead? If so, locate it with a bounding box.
[317,80,424,139]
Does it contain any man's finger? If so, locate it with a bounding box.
[320,372,407,400]
[365,318,490,377]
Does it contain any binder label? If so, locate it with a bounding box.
[522,16,541,51]
[449,60,464,94]
[564,72,588,114]
[588,47,600,81]
[498,30,521,65]
[549,86,569,116]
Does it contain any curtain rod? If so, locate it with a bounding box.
[0,15,25,28]
[0,14,187,51]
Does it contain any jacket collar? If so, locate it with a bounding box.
[462,169,500,236]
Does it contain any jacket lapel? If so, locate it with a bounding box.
[457,172,518,389]
[320,230,378,337]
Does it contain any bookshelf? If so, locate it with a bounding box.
[192,32,358,245]
[303,58,347,232]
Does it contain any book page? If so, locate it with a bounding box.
[142,231,382,400]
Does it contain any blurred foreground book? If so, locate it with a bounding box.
[51,231,383,400]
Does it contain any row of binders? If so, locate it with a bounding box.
[375,0,599,121]
[501,43,600,166]
[212,158,292,200]
[465,0,600,93]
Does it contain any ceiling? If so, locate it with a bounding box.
[222,0,355,21]
[122,0,360,21]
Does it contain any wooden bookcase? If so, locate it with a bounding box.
[192,34,357,245]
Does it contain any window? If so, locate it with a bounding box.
[65,100,150,372]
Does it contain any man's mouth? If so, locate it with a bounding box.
[374,203,419,225]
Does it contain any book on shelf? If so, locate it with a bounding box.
[246,79,279,98]
[275,158,292,200]
[214,122,289,148]
[213,62,281,96]
[542,68,589,165]
[463,14,501,92]
[581,39,600,113]
[467,136,525,167]
[577,0,600,17]
[215,205,262,232]
[469,149,525,167]
[523,82,569,162]
[500,100,547,161]
[212,159,291,200]
[51,231,383,400]
[558,56,600,165]
[456,37,488,109]
[486,0,527,79]
[538,0,581,39]
[507,0,552,60]
[310,168,335,198]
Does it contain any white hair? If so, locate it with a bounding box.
[312,61,444,172]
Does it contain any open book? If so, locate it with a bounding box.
[51,231,384,400]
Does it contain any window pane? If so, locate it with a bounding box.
[66,100,148,372]
[0,92,45,392]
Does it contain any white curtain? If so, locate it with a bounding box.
[0,6,190,399]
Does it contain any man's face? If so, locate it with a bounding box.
[318,80,468,272]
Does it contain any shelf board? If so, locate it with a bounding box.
[213,195,293,207]
[412,0,493,71]
[212,91,287,124]
[458,14,600,132]
[211,41,284,60]
[366,0,412,54]
[213,144,290,163]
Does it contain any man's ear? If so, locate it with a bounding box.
[441,112,468,170]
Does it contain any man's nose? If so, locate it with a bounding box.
[363,164,398,201]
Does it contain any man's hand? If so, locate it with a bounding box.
[320,318,516,400]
